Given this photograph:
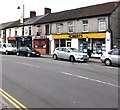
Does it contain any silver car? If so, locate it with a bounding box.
[52,47,89,62]
[100,49,120,66]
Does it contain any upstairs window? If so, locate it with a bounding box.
[36,26,41,36]
[29,26,31,35]
[82,20,88,32]
[56,23,63,34]
[45,24,50,35]
[9,29,11,36]
[98,18,106,31]
[68,21,74,33]
[15,28,17,36]
[0,30,1,38]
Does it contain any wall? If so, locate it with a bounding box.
[51,16,108,34]
[110,5,120,48]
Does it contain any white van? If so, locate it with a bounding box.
[0,43,17,55]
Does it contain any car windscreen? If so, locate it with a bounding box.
[68,48,79,52]
[27,48,35,52]
[6,44,12,47]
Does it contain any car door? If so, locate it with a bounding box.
[110,50,119,64]
[61,48,70,59]
[23,47,28,56]
[55,47,63,58]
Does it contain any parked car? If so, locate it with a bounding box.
[16,47,41,57]
[100,49,120,66]
[0,43,17,55]
[52,47,89,62]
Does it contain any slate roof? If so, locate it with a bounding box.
[0,21,14,29]
[4,15,44,28]
[24,15,44,25]
[34,1,119,24]
[6,18,29,28]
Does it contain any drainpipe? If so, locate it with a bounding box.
[108,15,113,49]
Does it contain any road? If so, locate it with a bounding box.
[0,54,119,109]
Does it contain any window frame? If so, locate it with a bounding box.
[9,29,11,36]
[56,23,62,34]
[98,18,106,31]
[82,20,89,32]
[68,21,74,33]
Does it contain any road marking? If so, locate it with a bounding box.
[61,72,120,88]
[0,88,28,110]
[61,72,73,76]
[16,62,39,68]
[0,91,21,109]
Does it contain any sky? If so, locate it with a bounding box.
[0,0,118,23]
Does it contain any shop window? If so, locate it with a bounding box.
[68,21,74,33]
[54,39,59,48]
[34,39,46,48]
[98,18,106,31]
[82,20,88,32]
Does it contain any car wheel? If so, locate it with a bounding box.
[105,59,112,66]
[70,56,75,62]
[5,51,9,55]
[53,54,58,60]
[17,52,20,56]
[27,53,31,57]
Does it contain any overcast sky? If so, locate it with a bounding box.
[0,0,118,23]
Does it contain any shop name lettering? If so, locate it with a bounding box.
[69,34,83,38]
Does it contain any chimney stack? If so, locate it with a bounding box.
[30,11,36,18]
[44,8,51,15]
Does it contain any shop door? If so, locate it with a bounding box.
[66,41,71,47]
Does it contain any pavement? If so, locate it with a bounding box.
[0,54,101,109]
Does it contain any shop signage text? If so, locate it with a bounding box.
[69,34,83,38]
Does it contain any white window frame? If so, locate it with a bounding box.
[68,21,74,33]
[15,28,17,36]
[82,20,89,32]
[56,23,62,34]
[98,18,106,31]
[9,29,11,36]
[56,24,61,34]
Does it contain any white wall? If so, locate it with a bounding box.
[71,38,79,49]
[106,31,111,52]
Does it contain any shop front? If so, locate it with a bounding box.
[52,33,108,57]
[32,35,50,55]
[7,36,16,47]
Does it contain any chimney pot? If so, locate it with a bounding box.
[44,8,51,15]
[30,11,36,18]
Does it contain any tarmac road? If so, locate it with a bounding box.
[1,55,119,109]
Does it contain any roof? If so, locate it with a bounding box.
[6,18,29,28]
[34,1,119,24]
[24,15,44,25]
[4,15,44,28]
[0,21,14,29]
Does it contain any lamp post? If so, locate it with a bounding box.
[17,4,25,45]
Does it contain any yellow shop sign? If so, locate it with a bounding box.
[52,33,106,39]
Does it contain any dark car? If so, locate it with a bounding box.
[16,47,41,57]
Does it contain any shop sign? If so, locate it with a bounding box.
[69,34,83,38]
[33,36,47,39]
[7,37,16,40]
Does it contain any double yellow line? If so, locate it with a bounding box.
[0,88,28,110]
